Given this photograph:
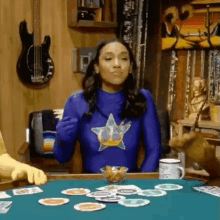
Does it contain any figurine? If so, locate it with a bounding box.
[188,77,210,120]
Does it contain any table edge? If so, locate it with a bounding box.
[0,171,212,190]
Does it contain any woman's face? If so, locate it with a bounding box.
[94,42,131,92]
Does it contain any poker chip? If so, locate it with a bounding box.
[61,188,90,195]
[74,202,106,212]
[86,191,116,198]
[118,199,150,207]
[116,188,140,195]
[96,185,122,191]
[95,195,126,203]
[154,184,183,191]
[138,189,167,197]
[38,198,69,206]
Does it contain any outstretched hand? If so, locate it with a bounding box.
[169,132,216,166]
[11,164,47,185]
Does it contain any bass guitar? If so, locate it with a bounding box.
[17,0,54,85]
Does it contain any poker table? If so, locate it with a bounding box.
[0,172,219,220]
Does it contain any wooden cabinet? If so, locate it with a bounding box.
[67,0,117,28]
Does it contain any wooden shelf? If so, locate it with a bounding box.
[76,20,117,28]
[67,0,117,29]
[78,6,99,10]
[178,119,220,130]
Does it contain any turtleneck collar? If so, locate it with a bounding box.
[96,88,125,107]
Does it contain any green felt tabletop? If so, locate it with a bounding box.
[1,179,220,220]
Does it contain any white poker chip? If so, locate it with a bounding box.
[74,202,106,212]
[86,191,116,198]
[38,198,69,206]
[116,188,140,195]
[118,199,150,207]
[138,189,167,197]
[96,185,122,191]
[95,195,126,203]
[61,188,90,195]
[154,184,183,191]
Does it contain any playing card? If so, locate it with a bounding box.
[12,188,32,195]
[0,191,11,199]
[0,201,12,214]
[30,187,43,194]
[193,186,220,197]
[12,186,43,195]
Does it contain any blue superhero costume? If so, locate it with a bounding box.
[53,88,161,173]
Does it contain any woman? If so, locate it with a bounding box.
[53,38,161,173]
[0,131,47,185]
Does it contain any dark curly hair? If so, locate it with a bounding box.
[82,38,147,119]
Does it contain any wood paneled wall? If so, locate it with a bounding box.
[0,0,115,158]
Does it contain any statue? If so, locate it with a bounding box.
[188,77,210,120]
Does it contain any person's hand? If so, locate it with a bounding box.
[54,109,64,120]
[169,132,216,166]
[11,164,47,185]
[56,117,78,143]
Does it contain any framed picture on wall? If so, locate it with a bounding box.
[162,1,220,50]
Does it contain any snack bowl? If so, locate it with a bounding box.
[100,165,128,183]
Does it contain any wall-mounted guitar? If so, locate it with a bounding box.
[17,0,54,86]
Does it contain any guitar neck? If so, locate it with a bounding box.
[33,0,41,47]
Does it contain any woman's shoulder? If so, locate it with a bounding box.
[139,88,153,100]
[64,90,87,107]
[66,90,85,103]
[64,90,88,114]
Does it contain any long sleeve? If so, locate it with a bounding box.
[53,96,80,164]
[139,89,161,172]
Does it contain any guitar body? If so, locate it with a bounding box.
[17,20,54,85]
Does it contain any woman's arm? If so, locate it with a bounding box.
[139,90,161,172]
[53,96,80,163]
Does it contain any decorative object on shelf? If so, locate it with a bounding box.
[80,0,86,7]
[78,10,96,20]
[68,0,116,28]
[188,77,210,121]
[78,0,96,20]
[87,0,95,8]
[16,0,54,86]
